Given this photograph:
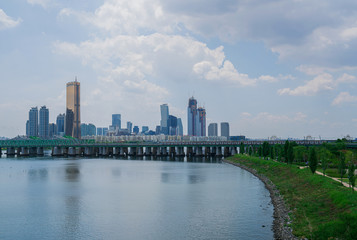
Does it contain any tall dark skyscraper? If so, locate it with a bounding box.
[160,104,169,135]
[56,113,65,136]
[39,106,49,138]
[187,97,197,136]
[112,114,121,129]
[197,107,206,136]
[208,123,218,136]
[168,115,177,135]
[127,121,132,134]
[65,78,80,138]
[29,107,38,137]
[221,122,230,139]
[177,118,183,136]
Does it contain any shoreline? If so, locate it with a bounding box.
[223,159,298,240]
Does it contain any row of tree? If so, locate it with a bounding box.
[239,140,356,191]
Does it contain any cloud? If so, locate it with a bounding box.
[278,73,334,96]
[0,9,21,30]
[332,92,357,106]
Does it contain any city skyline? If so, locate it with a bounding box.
[1,1,357,139]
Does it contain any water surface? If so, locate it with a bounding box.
[0,156,273,239]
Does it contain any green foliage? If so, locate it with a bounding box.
[348,164,356,191]
[228,155,357,240]
[270,145,275,160]
[294,146,308,163]
[309,147,318,174]
[258,146,262,157]
[262,141,270,159]
[248,146,253,156]
[284,140,289,160]
[338,153,347,183]
[319,147,331,176]
[287,143,294,164]
[239,142,245,155]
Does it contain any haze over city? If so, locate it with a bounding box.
[1,0,357,139]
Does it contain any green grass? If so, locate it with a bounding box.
[227,155,357,240]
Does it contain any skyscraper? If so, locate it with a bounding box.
[160,104,169,135]
[26,120,30,136]
[127,121,133,134]
[197,107,206,136]
[208,123,218,136]
[187,97,198,136]
[29,107,38,137]
[177,118,183,136]
[39,106,49,138]
[112,114,121,130]
[221,122,230,139]
[49,123,57,137]
[65,78,80,138]
[56,113,65,136]
[168,115,177,135]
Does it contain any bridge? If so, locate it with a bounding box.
[1,138,348,158]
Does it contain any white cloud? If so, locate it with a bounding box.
[332,92,357,106]
[0,9,21,30]
[336,73,357,83]
[278,73,334,96]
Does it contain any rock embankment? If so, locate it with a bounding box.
[223,159,298,240]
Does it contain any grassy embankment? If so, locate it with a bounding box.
[227,154,357,240]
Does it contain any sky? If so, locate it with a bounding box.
[1,0,357,139]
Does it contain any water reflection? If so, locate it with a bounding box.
[28,168,48,181]
[65,163,80,182]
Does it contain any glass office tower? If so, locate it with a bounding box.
[65,78,81,138]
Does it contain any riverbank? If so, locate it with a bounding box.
[224,155,357,240]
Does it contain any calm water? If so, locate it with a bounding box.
[0,155,274,240]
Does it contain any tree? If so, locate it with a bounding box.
[284,140,289,162]
[338,152,347,183]
[309,147,317,174]
[239,142,245,155]
[294,146,307,164]
[248,146,253,156]
[262,141,270,159]
[287,144,294,164]
[258,146,262,157]
[270,145,275,160]
[348,164,355,192]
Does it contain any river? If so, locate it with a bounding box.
[0,155,274,239]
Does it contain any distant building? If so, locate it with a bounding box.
[26,120,30,136]
[230,136,245,141]
[65,78,80,138]
[155,125,161,135]
[39,106,49,138]
[221,122,230,139]
[112,114,121,130]
[197,107,206,136]
[81,123,87,137]
[168,115,177,135]
[142,126,149,133]
[49,123,57,137]
[56,113,65,136]
[133,126,139,134]
[208,123,218,136]
[103,127,108,136]
[29,107,38,137]
[87,123,96,136]
[177,118,183,136]
[97,127,103,136]
[127,121,133,134]
[118,128,130,135]
[187,97,198,136]
[160,104,169,135]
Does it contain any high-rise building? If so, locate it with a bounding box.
[160,104,169,135]
[127,121,132,134]
[177,118,183,136]
[168,115,177,136]
[97,127,103,136]
[103,127,108,136]
[87,123,96,136]
[26,120,30,136]
[155,125,161,135]
[29,107,38,137]
[81,123,87,137]
[112,114,121,130]
[133,126,139,134]
[56,113,65,136]
[208,123,218,136]
[142,126,149,133]
[187,97,198,136]
[49,123,57,137]
[221,122,230,139]
[197,107,206,136]
[39,106,49,138]
[65,78,80,138]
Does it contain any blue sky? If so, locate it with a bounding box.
[1,0,357,139]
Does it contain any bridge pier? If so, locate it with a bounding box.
[20,147,29,156]
[137,147,143,156]
[152,147,158,156]
[6,147,15,156]
[231,147,237,156]
[187,147,193,157]
[84,147,94,156]
[176,147,185,157]
[224,147,230,157]
[169,147,175,157]
[204,147,211,156]
[197,147,203,157]
[144,147,151,156]
[68,147,77,156]
[52,147,63,156]
[129,147,136,156]
[37,147,44,156]
[0,148,2,157]
[113,147,120,156]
